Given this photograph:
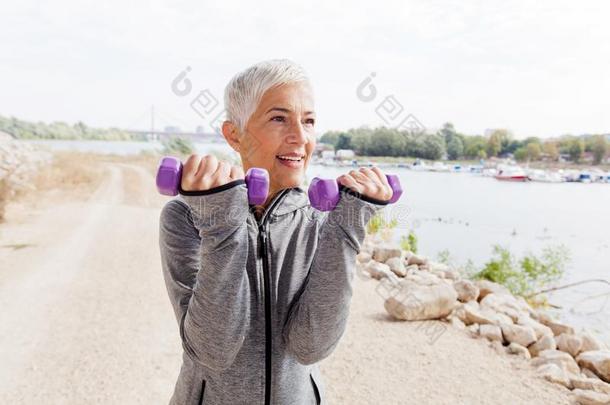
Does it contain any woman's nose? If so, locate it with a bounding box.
[286,121,308,144]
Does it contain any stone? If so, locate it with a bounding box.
[536,363,571,388]
[453,280,479,302]
[500,323,537,347]
[372,245,402,263]
[582,368,604,381]
[570,389,610,405]
[507,342,531,359]
[442,269,460,281]
[407,254,428,266]
[581,332,608,352]
[556,333,584,357]
[529,334,557,358]
[364,261,396,281]
[460,305,499,326]
[570,376,610,395]
[450,316,466,330]
[384,280,458,321]
[539,317,575,337]
[475,280,511,300]
[480,324,503,342]
[517,315,554,339]
[480,293,523,322]
[385,257,406,277]
[531,350,581,375]
[466,323,480,336]
[577,351,610,383]
[356,252,372,264]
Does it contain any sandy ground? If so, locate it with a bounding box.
[0,156,572,404]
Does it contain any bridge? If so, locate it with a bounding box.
[126,129,225,143]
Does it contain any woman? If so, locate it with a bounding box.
[159,59,394,404]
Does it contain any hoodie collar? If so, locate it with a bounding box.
[253,186,310,223]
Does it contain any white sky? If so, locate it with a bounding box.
[1,0,609,139]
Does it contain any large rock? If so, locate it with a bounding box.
[538,316,575,336]
[570,389,610,405]
[453,280,479,302]
[372,245,402,263]
[529,334,557,358]
[356,252,372,264]
[570,376,610,395]
[480,293,524,322]
[577,351,610,383]
[479,324,503,342]
[537,363,571,388]
[458,304,499,326]
[475,280,511,300]
[531,349,580,375]
[581,332,608,352]
[384,280,458,321]
[507,342,531,359]
[500,323,537,347]
[406,254,428,267]
[364,261,397,282]
[517,315,554,339]
[385,257,407,277]
[556,333,584,357]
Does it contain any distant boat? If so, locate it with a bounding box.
[452,164,463,172]
[430,162,449,172]
[494,167,529,182]
[468,165,484,174]
[527,169,564,183]
[578,172,592,183]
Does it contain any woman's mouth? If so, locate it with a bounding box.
[276,154,305,168]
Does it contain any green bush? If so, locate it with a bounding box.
[400,231,418,254]
[472,245,569,297]
[367,212,397,234]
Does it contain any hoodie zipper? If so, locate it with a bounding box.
[259,224,272,405]
[256,189,290,405]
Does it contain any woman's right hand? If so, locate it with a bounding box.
[181,154,244,192]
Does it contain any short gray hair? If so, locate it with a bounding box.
[224,59,311,133]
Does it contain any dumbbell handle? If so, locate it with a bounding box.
[156,156,269,205]
[308,174,403,211]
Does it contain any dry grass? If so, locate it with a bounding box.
[0,151,163,222]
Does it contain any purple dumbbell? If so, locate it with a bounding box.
[308,174,403,211]
[156,156,269,205]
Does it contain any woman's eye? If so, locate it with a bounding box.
[271,116,285,122]
[304,118,315,126]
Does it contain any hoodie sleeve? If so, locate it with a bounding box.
[282,187,387,365]
[159,181,251,371]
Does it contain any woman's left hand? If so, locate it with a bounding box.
[337,167,393,201]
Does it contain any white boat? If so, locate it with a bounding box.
[494,166,529,182]
[429,162,449,172]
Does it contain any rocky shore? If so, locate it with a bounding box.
[357,234,610,405]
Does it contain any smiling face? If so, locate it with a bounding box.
[223,81,316,202]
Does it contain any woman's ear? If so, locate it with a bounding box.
[222,121,241,152]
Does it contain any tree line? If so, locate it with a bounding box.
[0,115,136,141]
[320,123,609,164]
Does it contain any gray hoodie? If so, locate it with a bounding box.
[159,179,385,404]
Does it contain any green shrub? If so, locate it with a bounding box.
[400,231,418,254]
[367,212,397,234]
[473,245,569,297]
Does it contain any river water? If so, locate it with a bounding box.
[25,139,610,345]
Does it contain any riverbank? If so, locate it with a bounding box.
[1,149,602,404]
[351,234,610,403]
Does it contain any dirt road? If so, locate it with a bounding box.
[0,159,570,404]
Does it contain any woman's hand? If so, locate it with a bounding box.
[181,154,244,192]
[337,166,393,201]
